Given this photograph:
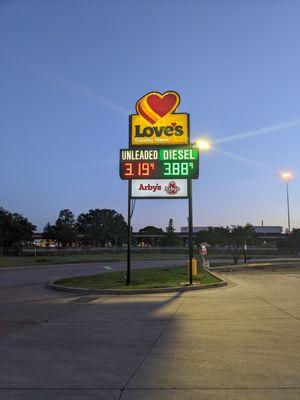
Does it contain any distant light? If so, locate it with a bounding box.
[196,139,212,151]
[280,171,293,181]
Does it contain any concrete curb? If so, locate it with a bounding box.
[47,268,227,295]
[210,261,300,273]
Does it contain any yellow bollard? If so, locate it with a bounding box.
[187,258,198,276]
[192,257,198,276]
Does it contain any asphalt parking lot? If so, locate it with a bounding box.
[0,264,299,399]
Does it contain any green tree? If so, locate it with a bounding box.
[54,209,77,248]
[195,229,209,246]
[161,219,182,247]
[166,219,175,233]
[196,226,230,249]
[42,222,57,247]
[228,224,258,263]
[207,227,230,248]
[77,209,127,247]
[196,224,258,263]
[139,226,164,234]
[277,229,300,254]
[289,229,300,253]
[0,207,36,254]
[138,226,164,247]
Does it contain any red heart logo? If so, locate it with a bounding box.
[147,93,178,117]
[136,91,180,124]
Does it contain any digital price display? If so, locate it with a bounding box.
[163,161,196,177]
[121,161,157,178]
[119,147,199,179]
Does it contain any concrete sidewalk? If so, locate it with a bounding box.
[0,269,300,399]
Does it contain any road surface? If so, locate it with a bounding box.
[0,261,299,399]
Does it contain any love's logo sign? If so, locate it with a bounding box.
[130,91,189,146]
[136,91,180,124]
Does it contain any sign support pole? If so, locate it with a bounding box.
[126,181,131,285]
[123,91,195,286]
[188,179,194,284]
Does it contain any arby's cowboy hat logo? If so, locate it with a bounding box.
[130,91,189,146]
[164,180,180,195]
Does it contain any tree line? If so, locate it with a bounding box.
[0,207,128,254]
[138,219,182,247]
[1,206,299,259]
[195,225,258,264]
[277,229,300,255]
[197,226,300,260]
[139,223,259,263]
[0,207,36,255]
[43,209,127,248]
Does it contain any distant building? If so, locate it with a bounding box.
[180,227,209,233]
[180,226,283,234]
[252,226,282,234]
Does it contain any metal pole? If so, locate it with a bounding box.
[126,181,131,285]
[188,179,193,284]
[243,244,247,263]
[286,181,291,233]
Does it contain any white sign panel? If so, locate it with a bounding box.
[131,179,188,198]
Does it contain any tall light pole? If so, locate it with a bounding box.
[280,171,293,233]
[189,137,211,279]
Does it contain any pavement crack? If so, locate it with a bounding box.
[234,282,300,322]
[120,386,300,390]
[118,293,185,400]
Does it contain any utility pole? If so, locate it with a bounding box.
[286,180,291,233]
[126,181,131,285]
[188,179,193,284]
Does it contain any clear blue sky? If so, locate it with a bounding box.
[1,0,299,232]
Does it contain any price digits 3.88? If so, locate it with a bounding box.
[163,162,194,177]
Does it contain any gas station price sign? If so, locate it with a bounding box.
[119,147,199,179]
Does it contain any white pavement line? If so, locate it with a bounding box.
[118,293,185,400]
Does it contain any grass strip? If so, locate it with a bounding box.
[54,266,219,290]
